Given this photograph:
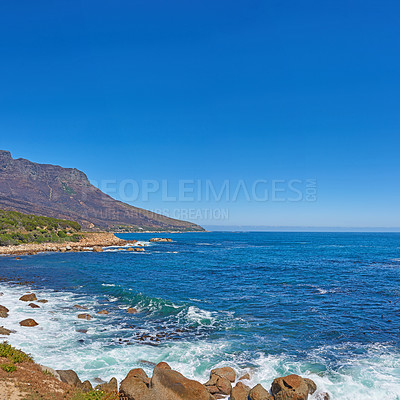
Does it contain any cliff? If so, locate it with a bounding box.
[0,151,204,232]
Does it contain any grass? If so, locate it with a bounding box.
[0,341,33,363]
[0,209,82,246]
[71,390,118,400]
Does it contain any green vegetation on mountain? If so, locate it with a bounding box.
[0,209,82,246]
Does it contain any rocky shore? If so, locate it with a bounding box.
[0,288,330,400]
[0,232,129,256]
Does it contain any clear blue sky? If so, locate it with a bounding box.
[1,1,399,229]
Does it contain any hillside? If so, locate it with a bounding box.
[0,209,82,246]
[0,151,204,232]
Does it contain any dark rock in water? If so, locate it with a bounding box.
[249,384,273,400]
[0,326,12,335]
[15,257,21,260]
[74,304,88,310]
[96,377,118,393]
[76,329,88,333]
[92,246,103,252]
[29,303,40,309]
[134,247,145,252]
[97,309,109,315]
[150,238,173,242]
[239,373,251,381]
[0,305,9,318]
[139,360,157,367]
[230,382,251,400]
[127,307,138,314]
[37,299,48,303]
[271,374,313,400]
[151,363,210,400]
[77,313,92,320]
[19,293,37,302]
[316,392,330,400]
[19,318,38,327]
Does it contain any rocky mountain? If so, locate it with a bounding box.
[0,150,204,232]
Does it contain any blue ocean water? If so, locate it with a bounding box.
[0,232,399,399]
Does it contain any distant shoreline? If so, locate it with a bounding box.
[0,232,128,256]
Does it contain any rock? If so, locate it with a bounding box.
[92,246,103,252]
[316,392,330,400]
[97,310,109,315]
[205,368,233,396]
[249,384,273,400]
[271,374,312,400]
[149,238,173,242]
[127,247,134,251]
[134,247,145,252]
[230,382,251,400]
[60,248,67,252]
[74,304,88,310]
[39,365,61,380]
[239,373,251,381]
[19,293,37,302]
[81,380,93,392]
[120,368,152,400]
[155,362,171,370]
[29,303,40,308]
[0,326,12,335]
[15,257,21,260]
[210,367,236,382]
[57,369,82,387]
[151,364,211,400]
[0,305,9,318]
[304,378,317,395]
[77,313,92,320]
[19,318,38,327]
[65,245,72,251]
[96,377,118,393]
[127,307,138,314]
[37,299,48,303]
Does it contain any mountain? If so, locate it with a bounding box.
[0,150,204,232]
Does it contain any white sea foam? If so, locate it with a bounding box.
[0,282,399,399]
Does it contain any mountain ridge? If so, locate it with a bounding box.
[0,150,204,232]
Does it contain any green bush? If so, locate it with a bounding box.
[71,390,118,400]
[0,342,33,363]
[0,363,17,372]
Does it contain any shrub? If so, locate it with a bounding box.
[0,342,33,363]
[71,390,118,400]
[0,363,17,372]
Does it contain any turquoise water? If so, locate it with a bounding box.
[0,232,399,399]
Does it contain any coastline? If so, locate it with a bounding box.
[0,232,128,256]
[0,284,321,399]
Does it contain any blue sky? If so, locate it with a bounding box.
[1,0,399,228]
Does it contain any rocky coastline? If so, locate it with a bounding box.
[0,232,129,256]
[0,287,330,400]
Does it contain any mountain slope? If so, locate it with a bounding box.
[0,151,204,232]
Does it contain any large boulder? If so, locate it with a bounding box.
[230,382,251,400]
[271,374,315,400]
[19,293,37,302]
[205,367,235,397]
[56,369,82,387]
[249,384,273,400]
[77,313,92,320]
[19,318,38,327]
[151,364,211,400]
[120,368,153,400]
[0,305,9,318]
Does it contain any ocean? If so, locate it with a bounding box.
[0,232,399,399]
